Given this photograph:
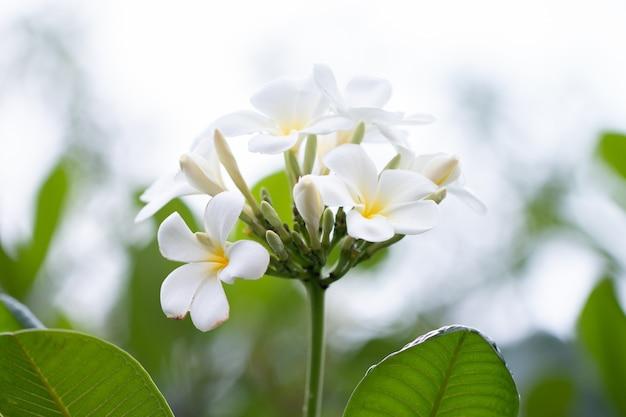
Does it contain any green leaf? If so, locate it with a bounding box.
[11,162,69,298]
[234,170,292,240]
[596,131,626,180]
[577,277,626,415]
[0,329,174,416]
[523,375,574,417]
[343,325,519,417]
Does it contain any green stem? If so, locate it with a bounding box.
[302,279,326,417]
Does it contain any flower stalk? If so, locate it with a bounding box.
[303,278,326,417]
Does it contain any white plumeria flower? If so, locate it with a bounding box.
[214,74,352,154]
[313,64,435,148]
[158,191,269,331]
[135,129,225,222]
[312,144,439,242]
[398,148,487,215]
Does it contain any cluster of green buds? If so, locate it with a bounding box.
[138,64,484,331]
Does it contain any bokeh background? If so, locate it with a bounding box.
[2,1,626,416]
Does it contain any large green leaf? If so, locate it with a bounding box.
[577,277,626,415]
[0,329,174,416]
[596,131,626,180]
[343,325,519,417]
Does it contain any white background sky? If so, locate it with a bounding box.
[2,0,626,344]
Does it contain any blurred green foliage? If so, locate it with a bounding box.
[3,9,626,416]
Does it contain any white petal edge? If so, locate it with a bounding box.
[448,186,487,216]
[322,144,378,202]
[313,63,345,110]
[346,210,395,242]
[214,110,275,136]
[135,172,197,222]
[248,132,300,154]
[309,174,356,207]
[220,240,269,284]
[203,191,244,247]
[160,263,210,320]
[158,212,209,262]
[383,200,439,235]
[189,275,230,331]
[344,75,392,108]
[301,115,354,135]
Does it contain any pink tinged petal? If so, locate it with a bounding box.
[203,191,245,248]
[160,263,211,321]
[376,169,437,207]
[323,144,378,202]
[213,110,275,136]
[248,132,300,154]
[180,153,225,196]
[135,172,197,222]
[346,210,394,242]
[158,213,209,262]
[220,240,269,284]
[189,275,230,331]
[313,64,345,110]
[382,200,439,235]
[310,175,356,207]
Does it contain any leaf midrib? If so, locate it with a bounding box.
[15,335,72,417]
[428,331,467,417]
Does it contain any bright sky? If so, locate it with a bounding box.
[1,0,626,343]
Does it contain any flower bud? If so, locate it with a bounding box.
[293,176,323,241]
[179,153,225,196]
[420,154,460,186]
[266,230,288,261]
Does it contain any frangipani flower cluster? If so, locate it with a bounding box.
[139,65,484,331]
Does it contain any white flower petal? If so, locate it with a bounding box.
[213,110,275,136]
[203,191,244,247]
[135,173,196,222]
[301,115,354,135]
[376,169,436,207]
[250,77,302,125]
[160,263,209,320]
[158,213,208,262]
[220,240,269,284]
[248,132,300,154]
[313,64,344,110]
[323,144,378,202]
[346,210,395,242]
[383,200,439,235]
[399,112,436,125]
[375,123,410,147]
[310,175,356,207]
[448,186,487,215]
[345,75,392,108]
[189,275,230,331]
